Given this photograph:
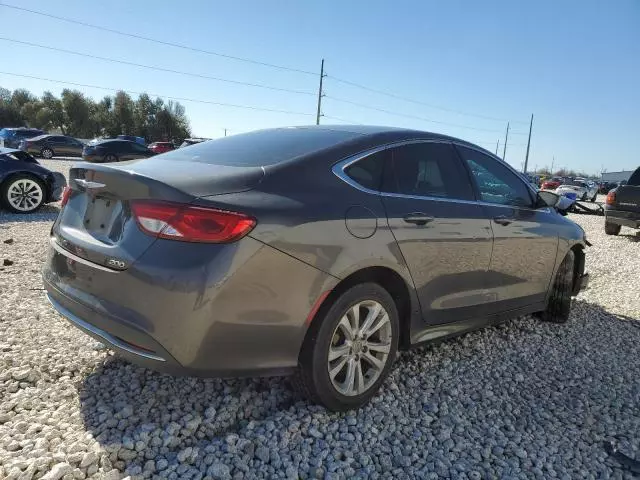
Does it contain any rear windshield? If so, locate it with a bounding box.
[0,129,14,139]
[161,128,361,166]
[628,167,640,186]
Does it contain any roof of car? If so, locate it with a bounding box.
[94,139,136,144]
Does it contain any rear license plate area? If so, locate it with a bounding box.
[83,195,123,237]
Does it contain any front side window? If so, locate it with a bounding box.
[384,142,474,200]
[456,145,533,207]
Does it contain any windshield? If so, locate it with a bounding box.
[161,128,360,166]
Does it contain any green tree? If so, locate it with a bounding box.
[62,89,93,137]
[0,87,25,127]
[39,91,66,133]
[113,91,135,135]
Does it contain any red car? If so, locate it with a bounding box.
[148,142,175,154]
[541,177,564,190]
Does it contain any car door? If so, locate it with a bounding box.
[381,141,494,325]
[455,144,559,312]
[65,137,84,156]
[46,136,65,155]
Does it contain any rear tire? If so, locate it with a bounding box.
[104,154,118,163]
[591,194,597,202]
[292,283,399,411]
[41,148,54,159]
[540,250,575,324]
[581,192,588,201]
[605,221,621,235]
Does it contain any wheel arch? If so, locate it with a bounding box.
[303,265,418,352]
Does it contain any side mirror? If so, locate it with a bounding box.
[537,190,560,208]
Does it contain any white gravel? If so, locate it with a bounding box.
[1,162,639,479]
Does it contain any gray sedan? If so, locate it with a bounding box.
[43,126,588,411]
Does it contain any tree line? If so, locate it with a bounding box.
[0,87,191,142]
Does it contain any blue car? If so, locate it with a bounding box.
[0,147,66,213]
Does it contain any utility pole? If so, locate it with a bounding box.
[316,59,325,125]
[550,156,555,175]
[224,128,227,137]
[502,122,510,160]
[523,114,534,174]
[495,139,500,155]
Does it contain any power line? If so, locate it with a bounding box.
[0,37,315,97]
[0,71,315,117]
[0,2,318,76]
[326,74,529,124]
[325,95,513,133]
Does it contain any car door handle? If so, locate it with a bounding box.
[493,215,514,226]
[403,213,434,226]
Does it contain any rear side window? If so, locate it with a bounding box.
[384,142,474,200]
[159,128,360,166]
[344,151,385,191]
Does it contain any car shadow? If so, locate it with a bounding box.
[0,204,60,223]
[619,232,640,242]
[76,300,639,477]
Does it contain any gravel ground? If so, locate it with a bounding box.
[1,161,639,479]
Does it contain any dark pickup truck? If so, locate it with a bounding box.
[604,166,640,235]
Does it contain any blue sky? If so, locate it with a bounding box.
[0,0,638,174]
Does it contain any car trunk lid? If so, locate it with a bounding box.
[53,161,263,270]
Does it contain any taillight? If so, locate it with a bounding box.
[131,201,256,243]
[60,186,72,207]
[606,191,616,206]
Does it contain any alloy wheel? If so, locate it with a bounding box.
[7,178,44,212]
[42,148,53,159]
[327,300,392,396]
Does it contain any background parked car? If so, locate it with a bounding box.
[116,135,146,145]
[0,127,46,149]
[0,147,66,213]
[541,177,564,190]
[19,134,84,158]
[604,166,640,235]
[148,142,175,154]
[82,140,156,163]
[555,179,598,201]
[598,181,617,194]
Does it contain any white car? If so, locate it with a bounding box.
[555,179,598,202]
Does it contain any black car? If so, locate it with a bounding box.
[0,127,46,149]
[604,166,640,235]
[82,140,156,163]
[0,147,66,213]
[19,134,85,159]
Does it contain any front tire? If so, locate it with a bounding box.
[41,148,54,159]
[605,221,621,235]
[293,283,399,411]
[540,250,575,324]
[1,175,46,213]
[104,154,118,163]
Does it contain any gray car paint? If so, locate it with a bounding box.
[43,126,587,378]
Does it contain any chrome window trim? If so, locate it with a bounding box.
[332,139,550,213]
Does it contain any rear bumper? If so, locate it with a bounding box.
[605,209,640,229]
[42,235,335,378]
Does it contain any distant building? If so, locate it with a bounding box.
[601,170,635,183]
